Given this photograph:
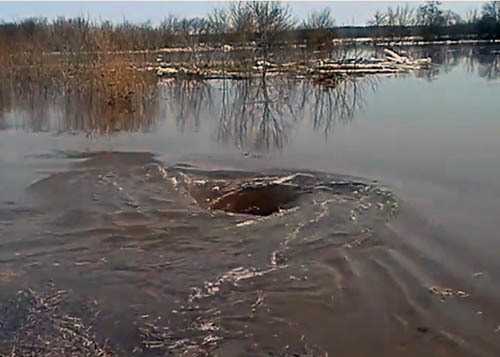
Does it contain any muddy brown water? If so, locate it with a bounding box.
[0,45,500,356]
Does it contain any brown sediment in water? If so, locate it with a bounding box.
[1,45,500,356]
[0,152,400,355]
[3,151,500,356]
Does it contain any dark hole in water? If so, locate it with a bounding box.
[209,183,301,216]
[417,326,430,334]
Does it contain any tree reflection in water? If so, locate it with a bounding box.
[0,71,160,136]
[163,75,377,152]
[405,45,500,81]
[164,79,214,133]
[2,70,374,151]
[0,45,497,150]
[216,76,297,151]
[471,49,500,80]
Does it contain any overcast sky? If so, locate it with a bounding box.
[0,1,487,26]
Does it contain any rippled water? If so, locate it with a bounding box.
[0,45,500,356]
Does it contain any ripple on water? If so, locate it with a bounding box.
[0,151,407,356]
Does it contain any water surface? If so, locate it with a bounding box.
[0,45,500,356]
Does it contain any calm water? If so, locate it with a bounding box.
[0,45,500,356]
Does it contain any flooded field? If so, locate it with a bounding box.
[1,45,500,356]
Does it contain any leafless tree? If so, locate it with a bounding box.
[395,4,416,27]
[248,1,295,47]
[464,9,479,24]
[301,7,335,47]
[207,7,230,42]
[482,1,500,21]
[368,10,388,26]
[303,8,335,30]
[228,2,255,44]
[442,10,463,26]
[416,1,445,27]
[385,7,397,27]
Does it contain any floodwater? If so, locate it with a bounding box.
[0,45,500,356]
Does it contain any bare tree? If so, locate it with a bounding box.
[368,10,388,26]
[249,1,295,45]
[442,10,463,26]
[386,7,397,27]
[464,9,479,24]
[228,2,255,43]
[395,4,416,27]
[301,8,335,47]
[207,7,230,40]
[303,8,335,30]
[416,1,445,27]
[482,1,500,21]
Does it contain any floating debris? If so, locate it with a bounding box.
[429,286,470,300]
[0,285,112,356]
[0,270,18,282]
[156,48,431,82]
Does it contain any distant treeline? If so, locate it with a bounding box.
[354,1,500,40]
[0,1,499,54]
